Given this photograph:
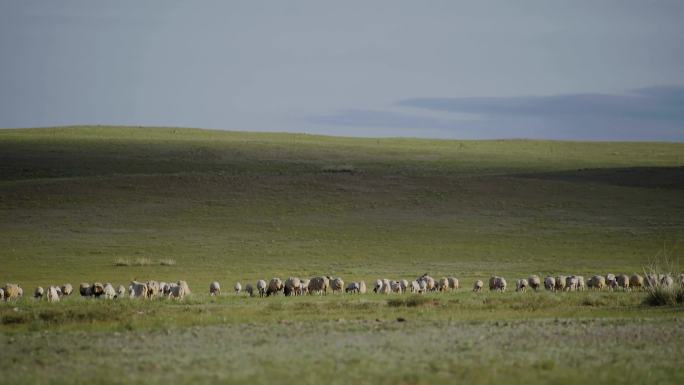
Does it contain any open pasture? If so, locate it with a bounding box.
[1,126,684,384]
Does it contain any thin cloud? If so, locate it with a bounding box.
[308,86,684,141]
[397,86,684,121]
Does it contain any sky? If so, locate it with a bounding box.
[1,0,683,140]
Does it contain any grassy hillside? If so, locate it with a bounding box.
[2,126,684,385]
[1,126,683,289]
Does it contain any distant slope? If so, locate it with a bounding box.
[1,126,682,288]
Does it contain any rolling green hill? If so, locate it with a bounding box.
[1,126,682,288]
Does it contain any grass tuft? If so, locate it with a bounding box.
[134,258,152,266]
[114,258,130,267]
[387,295,436,307]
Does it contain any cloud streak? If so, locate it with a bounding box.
[309,86,684,141]
[397,86,684,121]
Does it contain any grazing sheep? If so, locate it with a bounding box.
[661,275,674,288]
[677,274,684,287]
[410,280,421,293]
[299,279,310,295]
[91,282,105,298]
[589,275,606,290]
[116,285,126,298]
[46,286,60,303]
[170,281,186,300]
[615,274,630,290]
[102,283,116,299]
[245,283,254,297]
[644,274,658,289]
[527,275,541,291]
[0,288,4,300]
[544,276,555,291]
[373,279,383,293]
[554,276,566,292]
[177,280,191,296]
[307,276,330,295]
[400,279,409,293]
[266,278,284,297]
[34,286,44,299]
[359,281,367,294]
[4,284,23,301]
[61,283,73,296]
[345,282,361,294]
[565,276,578,291]
[437,277,449,292]
[373,279,390,294]
[605,274,617,290]
[473,280,484,292]
[629,274,644,290]
[162,282,175,297]
[256,280,267,297]
[129,281,148,298]
[145,281,160,298]
[209,281,221,296]
[284,277,301,296]
[390,280,403,294]
[79,283,92,297]
[516,279,528,292]
[447,277,460,291]
[234,282,242,295]
[330,278,345,294]
[417,274,436,292]
[489,276,506,292]
[576,276,586,291]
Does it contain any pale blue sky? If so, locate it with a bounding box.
[1,1,683,140]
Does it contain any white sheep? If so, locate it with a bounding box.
[544,276,555,291]
[209,281,221,296]
[47,286,60,303]
[437,277,449,292]
[448,277,460,291]
[103,283,116,299]
[169,281,186,300]
[345,282,360,294]
[629,274,644,290]
[615,274,629,290]
[527,275,541,291]
[284,277,301,296]
[34,286,44,299]
[129,281,148,298]
[410,280,421,293]
[515,279,528,292]
[61,283,73,296]
[358,281,367,294]
[400,279,409,293]
[330,278,345,294]
[116,285,126,298]
[473,280,483,292]
[256,280,267,297]
[234,282,242,295]
[554,276,566,292]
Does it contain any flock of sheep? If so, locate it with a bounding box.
[3,272,682,303]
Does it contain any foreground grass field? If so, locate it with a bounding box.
[1,126,683,384]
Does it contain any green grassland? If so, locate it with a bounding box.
[1,126,683,384]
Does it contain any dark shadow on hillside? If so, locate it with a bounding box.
[515,166,684,190]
